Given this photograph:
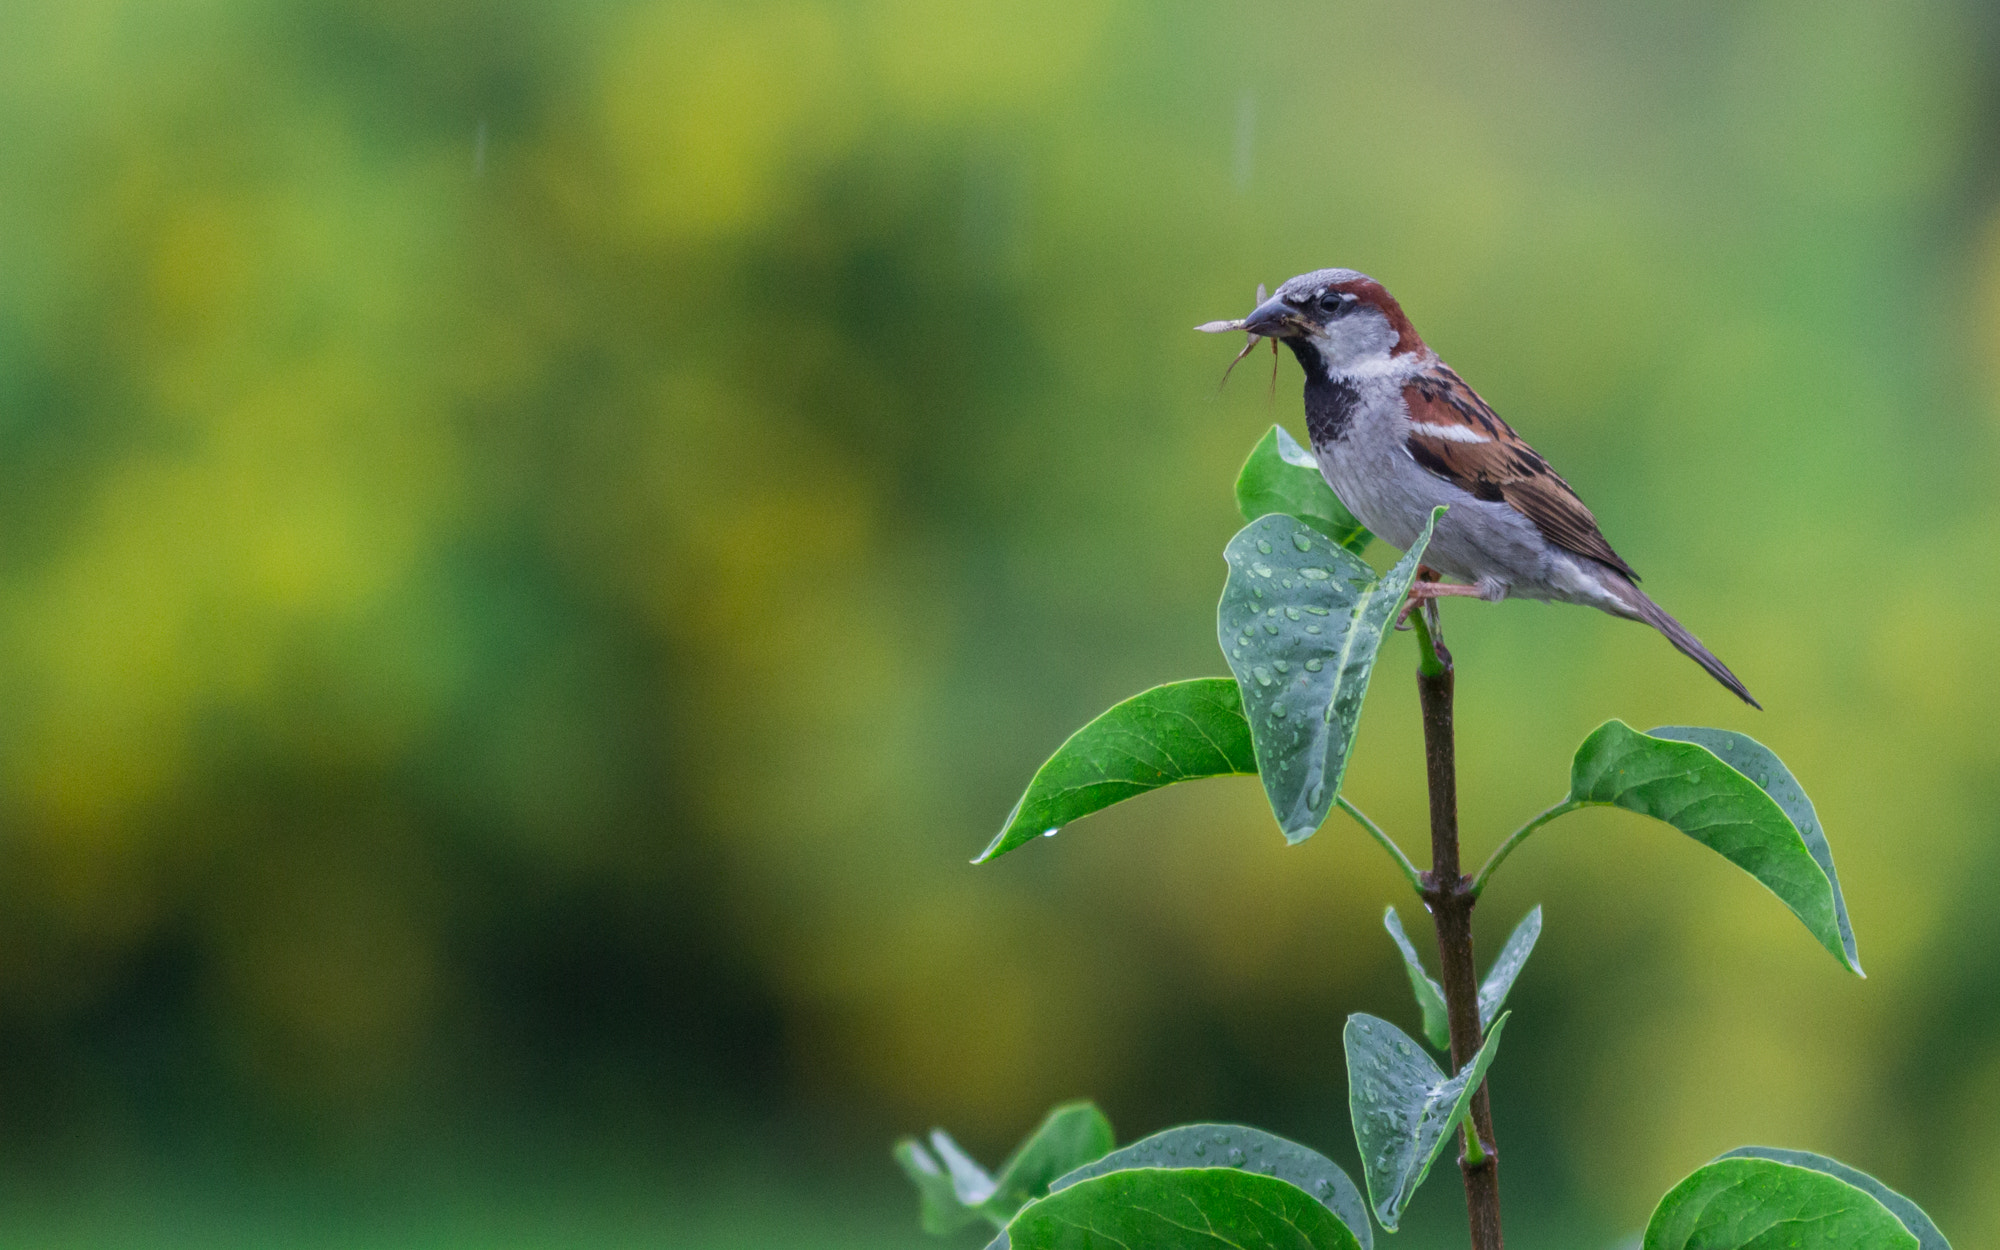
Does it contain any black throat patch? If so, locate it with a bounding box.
[1285,340,1360,445]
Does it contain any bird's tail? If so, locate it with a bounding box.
[1605,580,1761,709]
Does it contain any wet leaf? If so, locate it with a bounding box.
[1477,906,1542,1030]
[1569,721,1861,975]
[1382,907,1449,1052]
[1714,1148,1948,1250]
[976,680,1255,863]
[1217,509,1440,842]
[1235,424,1370,553]
[1048,1124,1371,1250]
[1345,1011,1508,1231]
[1008,1167,1363,1250]
[1644,1156,1917,1249]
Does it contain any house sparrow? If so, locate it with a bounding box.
[1200,268,1757,707]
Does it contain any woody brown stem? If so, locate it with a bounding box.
[1409,609,1503,1250]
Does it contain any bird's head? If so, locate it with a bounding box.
[1200,268,1424,375]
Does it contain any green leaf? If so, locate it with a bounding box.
[1048,1124,1371,1250]
[1715,1148,1949,1250]
[1217,509,1441,842]
[893,1135,992,1235]
[1643,1157,1917,1249]
[896,1103,1117,1232]
[1477,905,1542,1030]
[1345,1011,1509,1231]
[1567,721,1861,975]
[976,679,1256,863]
[1382,906,1540,1053]
[984,1102,1117,1222]
[1008,1168,1363,1250]
[1382,907,1449,1052]
[1649,728,1859,974]
[1236,424,1371,553]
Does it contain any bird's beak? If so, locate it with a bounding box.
[1240,294,1300,338]
[1195,293,1300,339]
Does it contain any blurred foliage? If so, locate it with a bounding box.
[0,0,1998,1244]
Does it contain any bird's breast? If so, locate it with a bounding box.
[1302,375,1361,445]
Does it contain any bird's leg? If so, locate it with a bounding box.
[1407,583,1488,600]
[1397,571,1485,628]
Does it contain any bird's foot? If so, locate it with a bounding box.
[1395,578,1486,629]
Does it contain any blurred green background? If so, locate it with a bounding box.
[0,0,1996,1245]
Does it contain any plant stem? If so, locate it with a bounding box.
[1334,796,1424,894]
[1470,798,1583,898]
[1410,608,1504,1250]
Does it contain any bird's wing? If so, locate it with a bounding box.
[1401,364,1639,581]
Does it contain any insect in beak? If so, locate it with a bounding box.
[1201,284,1280,393]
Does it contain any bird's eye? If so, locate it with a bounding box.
[1317,290,1347,315]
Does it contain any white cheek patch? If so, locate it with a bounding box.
[1410,421,1490,444]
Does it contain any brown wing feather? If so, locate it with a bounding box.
[1402,365,1639,581]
